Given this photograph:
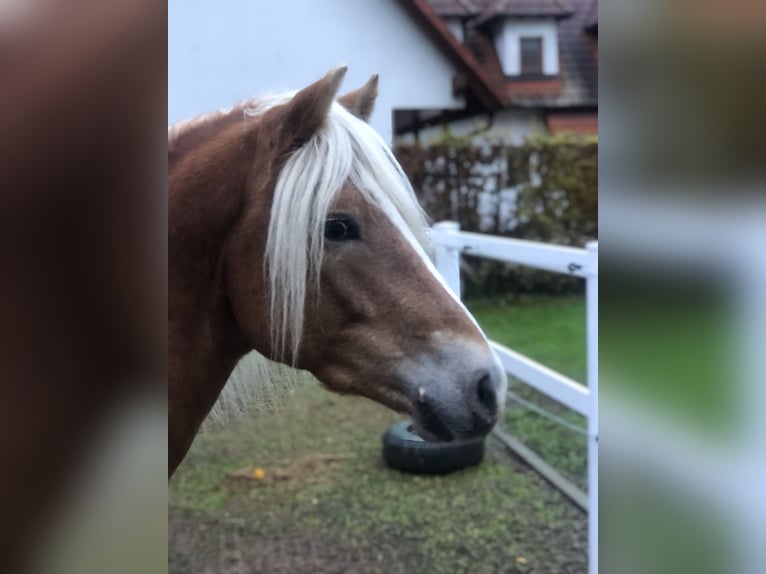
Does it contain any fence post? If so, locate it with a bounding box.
[586,241,599,574]
[738,223,766,574]
[432,221,462,298]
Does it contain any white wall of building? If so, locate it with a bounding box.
[493,19,559,76]
[395,108,545,147]
[444,17,465,43]
[168,0,465,141]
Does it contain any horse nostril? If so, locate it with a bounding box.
[475,372,498,417]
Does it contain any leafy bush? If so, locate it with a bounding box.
[395,133,597,298]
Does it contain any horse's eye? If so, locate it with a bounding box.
[324,216,359,242]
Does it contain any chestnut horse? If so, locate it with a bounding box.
[168,67,506,475]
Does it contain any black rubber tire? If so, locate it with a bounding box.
[382,420,485,474]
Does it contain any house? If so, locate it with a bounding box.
[394,0,598,144]
[168,0,473,141]
[168,0,596,145]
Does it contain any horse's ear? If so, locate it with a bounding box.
[278,66,347,149]
[338,74,379,122]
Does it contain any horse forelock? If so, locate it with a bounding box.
[261,97,431,363]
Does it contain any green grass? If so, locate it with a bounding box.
[467,295,586,382]
[470,289,737,477]
[170,296,590,573]
[170,292,739,572]
[170,385,586,573]
[468,296,589,489]
[600,292,736,436]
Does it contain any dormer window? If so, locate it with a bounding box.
[520,37,543,75]
[493,19,559,77]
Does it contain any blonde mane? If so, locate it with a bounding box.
[203,92,432,423]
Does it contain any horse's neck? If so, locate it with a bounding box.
[168,107,243,171]
[168,127,253,473]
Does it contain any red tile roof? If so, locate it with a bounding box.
[506,78,565,97]
[549,0,597,107]
[473,0,574,24]
[421,0,597,109]
[583,0,597,31]
[425,0,479,16]
[546,111,598,134]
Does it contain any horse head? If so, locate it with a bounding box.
[223,67,506,441]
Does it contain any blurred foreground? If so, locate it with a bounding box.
[0,0,166,571]
[601,1,766,572]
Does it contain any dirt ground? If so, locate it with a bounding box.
[169,385,587,574]
[170,510,400,574]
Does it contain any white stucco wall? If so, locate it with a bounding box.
[484,109,547,144]
[444,17,465,44]
[168,0,465,141]
[493,19,559,76]
[395,108,545,146]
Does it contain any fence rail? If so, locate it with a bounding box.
[430,221,599,574]
[431,228,595,278]
[489,341,591,416]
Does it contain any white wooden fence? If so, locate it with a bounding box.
[599,198,766,574]
[430,221,599,574]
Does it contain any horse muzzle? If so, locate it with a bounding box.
[404,345,507,442]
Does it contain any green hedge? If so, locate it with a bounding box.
[395,133,598,298]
